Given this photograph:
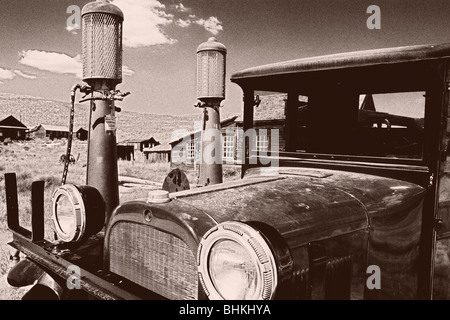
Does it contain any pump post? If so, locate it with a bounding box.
[81,0,124,223]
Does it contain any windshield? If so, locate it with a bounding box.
[255,89,425,160]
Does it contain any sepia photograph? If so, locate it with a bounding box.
[1,0,450,308]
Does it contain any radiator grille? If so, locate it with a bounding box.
[325,255,352,300]
[293,268,311,299]
[109,222,198,300]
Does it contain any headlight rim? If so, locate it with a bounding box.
[51,184,87,243]
[197,221,278,300]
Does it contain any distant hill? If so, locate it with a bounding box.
[0,93,238,145]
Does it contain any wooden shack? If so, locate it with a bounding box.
[144,143,171,163]
[0,115,27,141]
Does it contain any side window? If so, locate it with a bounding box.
[256,132,269,153]
[223,135,234,160]
[291,91,425,160]
[186,140,195,160]
[355,91,425,159]
[194,139,201,163]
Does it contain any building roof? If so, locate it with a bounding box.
[143,142,171,153]
[41,124,69,132]
[120,137,159,144]
[231,43,450,81]
[169,115,238,144]
[0,115,27,129]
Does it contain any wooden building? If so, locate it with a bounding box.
[27,124,70,140]
[75,127,88,141]
[144,143,171,163]
[169,116,239,168]
[169,94,292,168]
[117,144,135,161]
[120,137,160,153]
[0,115,28,141]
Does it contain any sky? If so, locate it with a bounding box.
[0,0,450,117]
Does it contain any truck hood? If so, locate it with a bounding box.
[170,167,426,246]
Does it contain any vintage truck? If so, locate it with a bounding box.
[5,41,450,300]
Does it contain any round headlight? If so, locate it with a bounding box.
[198,221,278,300]
[52,184,105,243]
[209,240,258,299]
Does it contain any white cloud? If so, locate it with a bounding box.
[176,19,192,28]
[66,24,80,35]
[122,65,135,76]
[61,1,223,47]
[113,0,176,48]
[19,50,83,78]
[175,3,189,12]
[175,14,223,35]
[110,0,223,47]
[196,17,223,35]
[14,70,37,79]
[0,68,16,81]
[18,49,135,79]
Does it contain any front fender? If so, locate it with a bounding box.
[7,258,44,288]
[21,273,64,300]
[7,259,65,300]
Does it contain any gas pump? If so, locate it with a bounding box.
[52,0,129,243]
[195,37,227,186]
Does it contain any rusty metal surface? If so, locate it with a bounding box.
[82,0,124,19]
[437,174,450,238]
[175,168,422,245]
[365,200,423,299]
[108,199,218,247]
[434,238,450,299]
[244,167,426,216]
[198,104,223,186]
[162,168,190,193]
[231,43,450,81]
[86,88,120,223]
[290,167,425,299]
